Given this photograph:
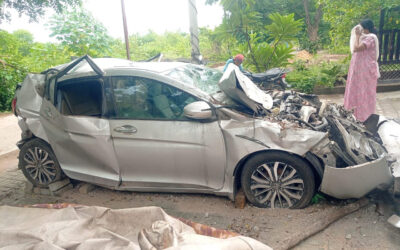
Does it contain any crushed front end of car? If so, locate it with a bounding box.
[218,64,394,200]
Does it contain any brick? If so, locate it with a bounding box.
[24,181,34,194]
[39,188,51,195]
[51,184,73,196]
[78,183,96,194]
[234,189,246,209]
[33,187,52,196]
[33,187,41,194]
[48,178,71,192]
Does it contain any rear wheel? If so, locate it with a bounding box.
[241,152,315,209]
[19,138,62,187]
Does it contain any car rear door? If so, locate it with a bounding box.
[107,75,226,190]
[39,56,120,187]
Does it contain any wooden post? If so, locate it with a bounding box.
[121,0,131,60]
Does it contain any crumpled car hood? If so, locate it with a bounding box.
[219,64,273,114]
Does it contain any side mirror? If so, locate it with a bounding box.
[183,101,213,120]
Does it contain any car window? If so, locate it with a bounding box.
[111,76,198,120]
[165,65,221,94]
[57,80,103,117]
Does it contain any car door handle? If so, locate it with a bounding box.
[113,125,137,134]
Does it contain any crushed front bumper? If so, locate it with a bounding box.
[320,156,393,199]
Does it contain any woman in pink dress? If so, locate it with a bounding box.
[344,19,380,122]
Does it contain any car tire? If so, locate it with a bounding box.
[241,151,315,209]
[19,138,63,187]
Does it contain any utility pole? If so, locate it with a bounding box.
[121,0,131,60]
[188,0,202,64]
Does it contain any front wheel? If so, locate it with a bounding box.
[241,152,315,209]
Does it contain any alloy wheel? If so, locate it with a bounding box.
[23,146,57,185]
[250,161,305,208]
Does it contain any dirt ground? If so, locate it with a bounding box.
[0,153,399,249]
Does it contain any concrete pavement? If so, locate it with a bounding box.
[0,113,20,157]
[319,90,400,118]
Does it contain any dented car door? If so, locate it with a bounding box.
[39,78,121,188]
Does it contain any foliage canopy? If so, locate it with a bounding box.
[319,0,400,48]
[0,0,81,22]
[48,8,113,57]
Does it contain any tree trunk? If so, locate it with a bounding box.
[308,27,319,42]
[245,33,261,72]
[303,0,323,43]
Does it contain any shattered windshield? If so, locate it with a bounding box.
[165,64,222,94]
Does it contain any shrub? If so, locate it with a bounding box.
[286,60,348,93]
[0,66,26,111]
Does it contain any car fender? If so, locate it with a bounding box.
[217,118,328,200]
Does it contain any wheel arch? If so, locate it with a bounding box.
[17,134,37,150]
[17,128,51,150]
[232,149,323,197]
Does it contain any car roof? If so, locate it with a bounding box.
[55,58,187,76]
[53,57,214,101]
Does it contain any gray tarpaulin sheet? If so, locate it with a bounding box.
[0,205,271,250]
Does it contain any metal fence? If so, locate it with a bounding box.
[378,28,400,80]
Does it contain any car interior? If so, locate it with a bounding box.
[111,77,191,120]
[55,76,196,120]
[57,80,103,117]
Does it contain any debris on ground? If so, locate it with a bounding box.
[311,193,326,204]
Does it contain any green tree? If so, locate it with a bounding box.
[264,13,302,68]
[48,8,113,57]
[319,0,399,48]
[0,0,81,22]
[12,30,33,43]
[218,0,263,71]
[302,0,323,50]
[237,13,302,72]
[208,0,329,52]
[127,31,191,61]
[0,30,28,111]
[11,30,34,56]
[0,29,72,111]
[252,0,327,52]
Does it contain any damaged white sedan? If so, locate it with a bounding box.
[13,56,395,208]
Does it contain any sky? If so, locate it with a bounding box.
[0,0,224,43]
